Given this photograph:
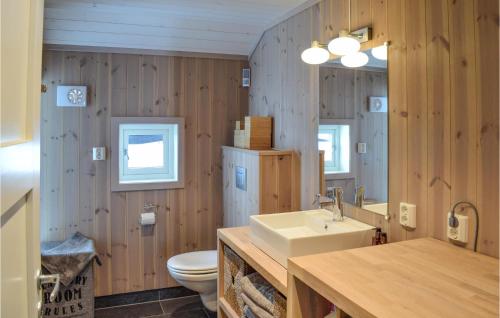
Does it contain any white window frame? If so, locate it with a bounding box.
[319,125,342,172]
[111,117,184,191]
[319,119,355,180]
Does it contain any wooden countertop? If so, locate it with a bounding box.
[218,226,288,295]
[288,238,499,318]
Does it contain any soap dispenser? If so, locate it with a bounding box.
[372,228,387,245]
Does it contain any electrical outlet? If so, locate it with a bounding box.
[400,202,416,228]
[447,212,468,243]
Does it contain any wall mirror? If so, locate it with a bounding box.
[318,47,388,217]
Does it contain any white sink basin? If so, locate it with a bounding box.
[249,209,375,268]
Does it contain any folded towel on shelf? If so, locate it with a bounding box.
[241,272,287,318]
[241,293,274,318]
[244,305,257,318]
[41,232,101,286]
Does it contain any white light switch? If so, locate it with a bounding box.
[357,143,367,154]
[93,147,106,161]
[400,202,416,228]
[447,212,468,243]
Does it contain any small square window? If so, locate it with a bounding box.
[111,117,184,191]
[318,124,350,174]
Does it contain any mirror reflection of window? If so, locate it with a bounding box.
[319,124,350,174]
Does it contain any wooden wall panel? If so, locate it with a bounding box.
[249,6,320,209]
[426,0,450,244]
[41,51,249,295]
[405,0,428,240]
[350,0,372,31]
[449,0,479,252]
[385,0,408,243]
[319,0,350,42]
[251,0,498,257]
[474,0,499,256]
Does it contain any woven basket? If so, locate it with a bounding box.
[223,245,254,317]
[273,291,287,318]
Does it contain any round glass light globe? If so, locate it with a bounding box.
[301,47,330,65]
[341,52,369,68]
[371,45,387,60]
[328,36,360,56]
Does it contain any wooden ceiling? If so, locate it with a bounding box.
[43,0,315,57]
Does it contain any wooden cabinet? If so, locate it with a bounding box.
[222,146,300,227]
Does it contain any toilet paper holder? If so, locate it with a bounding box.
[138,203,158,225]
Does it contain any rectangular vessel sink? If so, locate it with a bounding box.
[250,209,375,268]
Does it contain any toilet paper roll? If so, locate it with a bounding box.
[139,212,156,225]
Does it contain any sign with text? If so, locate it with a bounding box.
[42,265,94,318]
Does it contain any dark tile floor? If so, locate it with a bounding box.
[95,295,216,318]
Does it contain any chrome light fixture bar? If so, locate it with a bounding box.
[301,27,372,66]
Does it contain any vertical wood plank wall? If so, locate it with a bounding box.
[250,0,499,257]
[320,66,388,203]
[249,6,320,209]
[40,51,249,295]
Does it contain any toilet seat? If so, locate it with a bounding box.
[166,250,218,312]
[167,266,217,275]
[168,268,218,281]
[167,250,217,274]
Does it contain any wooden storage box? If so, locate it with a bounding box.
[233,116,272,150]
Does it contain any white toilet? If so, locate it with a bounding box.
[167,250,218,312]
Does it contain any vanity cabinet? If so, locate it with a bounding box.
[217,227,287,318]
[222,146,300,227]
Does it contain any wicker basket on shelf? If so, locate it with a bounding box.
[223,245,255,317]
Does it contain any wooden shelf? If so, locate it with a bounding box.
[218,297,239,318]
[218,226,287,295]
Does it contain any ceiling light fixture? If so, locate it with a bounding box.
[301,41,330,65]
[301,27,372,66]
[340,51,369,68]
[371,42,388,60]
[327,30,360,56]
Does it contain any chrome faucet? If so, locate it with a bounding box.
[334,187,344,220]
[313,193,322,209]
[314,193,340,221]
[354,185,365,208]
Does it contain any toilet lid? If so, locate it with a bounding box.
[167,250,217,273]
